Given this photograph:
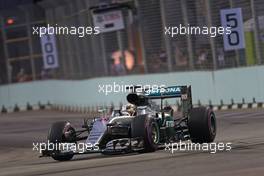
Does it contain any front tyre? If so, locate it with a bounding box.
[143,118,160,152]
[47,121,76,161]
[188,107,216,143]
[132,115,160,152]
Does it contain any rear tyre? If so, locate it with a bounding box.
[188,107,216,143]
[47,121,76,161]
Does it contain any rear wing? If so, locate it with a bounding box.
[146,85,193,117]
[145,86,191,100]
[126,85,193,117]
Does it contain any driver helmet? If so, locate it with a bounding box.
[121,103,136,116]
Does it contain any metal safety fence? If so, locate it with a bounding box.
[0,0,263,84]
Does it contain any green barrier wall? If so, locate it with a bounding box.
[1,65,264,109]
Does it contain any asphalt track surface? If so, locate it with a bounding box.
[0,109,264,176]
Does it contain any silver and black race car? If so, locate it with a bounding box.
[41,85,216,161]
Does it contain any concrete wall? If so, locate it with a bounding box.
[0,65,264,109]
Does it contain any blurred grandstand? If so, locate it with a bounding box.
[0,0,263,84]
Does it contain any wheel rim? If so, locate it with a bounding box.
[63,127,76,142]
[151,124,159,144]
[209,113,216,135]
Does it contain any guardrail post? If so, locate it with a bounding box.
[250,0,263,64]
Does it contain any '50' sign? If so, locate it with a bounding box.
[221,8,245,51]
[40,28,59,69]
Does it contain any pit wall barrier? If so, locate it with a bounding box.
[1,65,264,113]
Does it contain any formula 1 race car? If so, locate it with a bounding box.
[41,85,216,161]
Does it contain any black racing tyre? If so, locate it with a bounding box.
[143,118,160,152]
[132,115,160,152]
[47,121,75,161]
[188,107,216,143]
